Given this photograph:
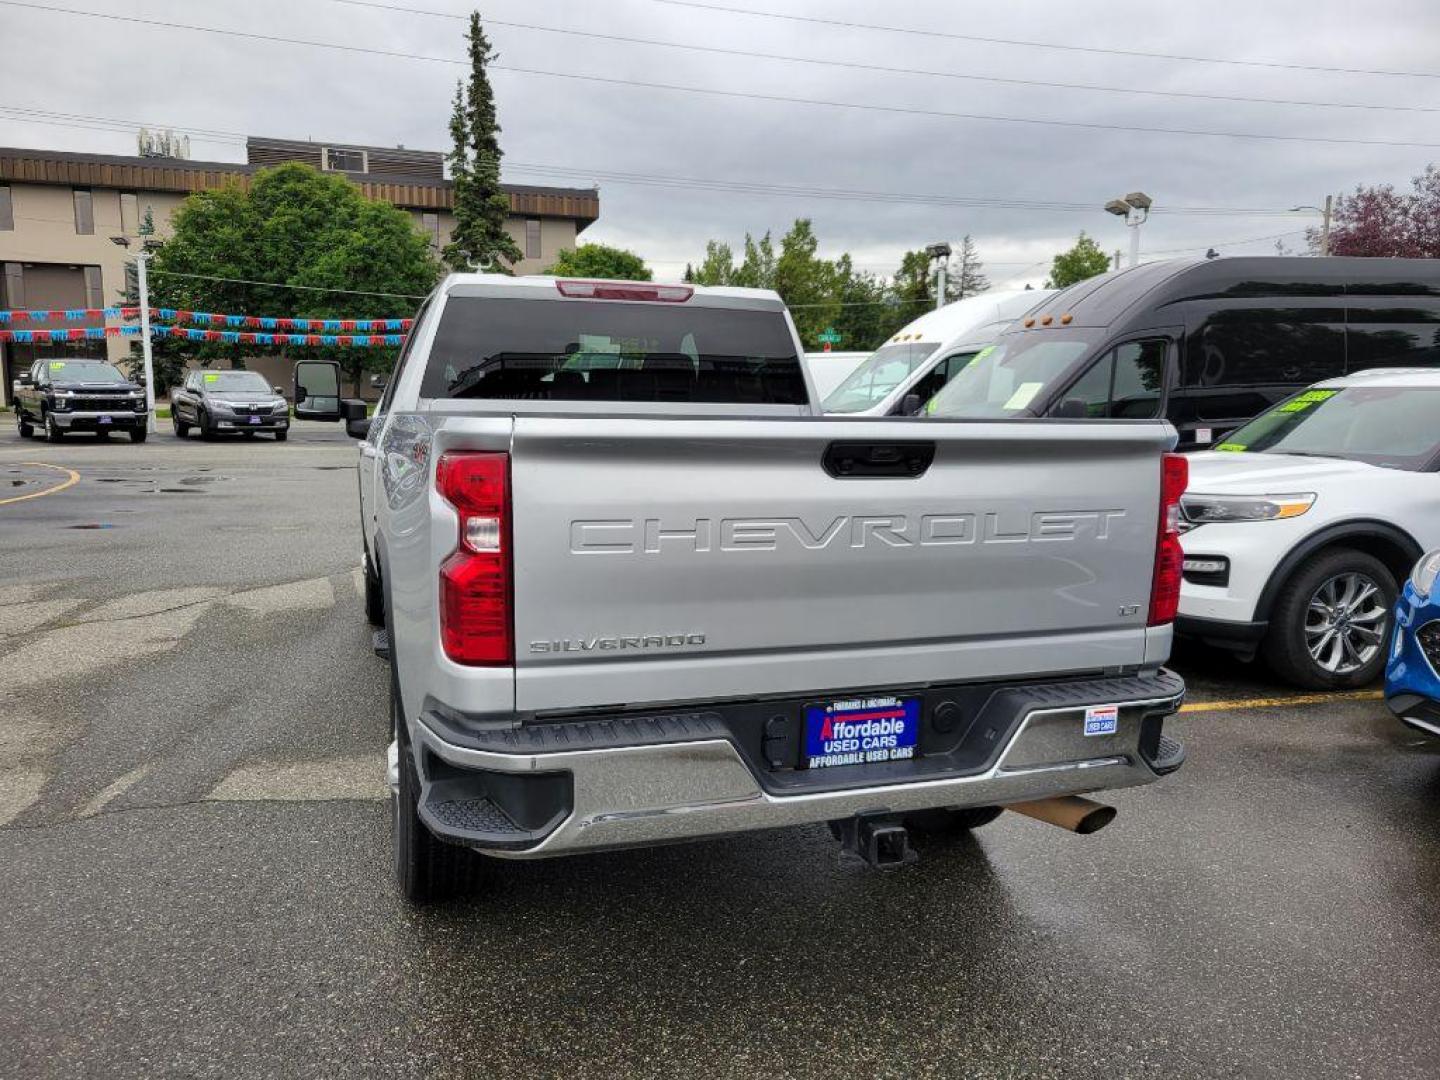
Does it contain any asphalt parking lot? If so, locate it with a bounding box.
[2,423,1438,1080]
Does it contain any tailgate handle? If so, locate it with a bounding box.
[823,441,935,479]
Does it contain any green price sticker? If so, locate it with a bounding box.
[1003,381,1044,411]
[972,345,996,362]
[49,361,66,371]
[1216,442,1248,452]
[1277,389,1337,413]
[204,373,220,383]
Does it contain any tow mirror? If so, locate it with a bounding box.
[273,385,284,395]
[341,399,370,439]
[293,360,342,421]
[898,393,923,417]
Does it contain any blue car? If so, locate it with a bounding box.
[1386,549,1440,737]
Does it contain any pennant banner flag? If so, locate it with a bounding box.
[0,326,405,347]
[0,308,413,332]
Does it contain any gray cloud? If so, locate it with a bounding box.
[3,0,1438,286]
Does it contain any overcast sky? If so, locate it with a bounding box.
[4,0,1440,288]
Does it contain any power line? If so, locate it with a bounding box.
[331,0,1440,116]
[0,105,1322,220]
[147,269,430,300]
[5,1,1440,150]
[648,0,1440,82]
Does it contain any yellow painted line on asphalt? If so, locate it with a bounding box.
[0,462,80,507]
[1181,689,1384,714]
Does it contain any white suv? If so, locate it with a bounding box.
[1177,369,1440,688]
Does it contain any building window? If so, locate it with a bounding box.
[525,218,541,260]
[120,192,139,235]
[83,266,104,310]
[2,263,23,308]
[322,147,367,173]
[73,188,94,235]
[0,185,12,231]
[421,211,440,252]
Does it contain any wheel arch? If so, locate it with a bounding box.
[1255,519,1422,623]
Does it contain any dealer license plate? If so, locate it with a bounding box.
[803,695,920,770]
[248,416,262,424]
[97,415,111,424]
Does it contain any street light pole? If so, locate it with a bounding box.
[136,251,157,433]
[1104,192,1152,268]
[924,241,952,312]
[1290,197,1334,256]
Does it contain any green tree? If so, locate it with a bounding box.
[137,163,441,395]
[1045,231,1111,288]
[443,12,522,273]
[544,243,651,281]
[831,255,891,352]
[687,240,737,286]
[953,234,989,298]
[732,232,777,289]
[773,219,839,347]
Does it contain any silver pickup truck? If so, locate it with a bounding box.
[330,275,1188,902]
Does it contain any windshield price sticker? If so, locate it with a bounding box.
[1216,442,1247,452]
[1084,704,1119,736]
[1278,389,1337,413]
[1004,381,1044,410]
[48,361,66,370]
[204,373,221,383]
[803,696,920,770]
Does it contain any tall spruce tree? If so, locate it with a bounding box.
[443,12,522,273]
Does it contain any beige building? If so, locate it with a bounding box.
[0,136,600,402]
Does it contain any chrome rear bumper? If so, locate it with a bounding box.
[408,682,1185,859]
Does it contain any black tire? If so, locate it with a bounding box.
[274,430,288,442]
[1261,548,1396,689]
[364,554,385,627]
[16,409,34,438]
[902,805,1005,836]
[44,413,63,442]
[393,685,482,903]
[173,412,189,438]
[129,428,147,444]
[198,409,214,440]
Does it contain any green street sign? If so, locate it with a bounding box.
[817,328,842,344]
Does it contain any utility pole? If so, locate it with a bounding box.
[1321,194,1333,256]
[1113,250,1122,271]
[136,251,157,433]
[924,241,952,311]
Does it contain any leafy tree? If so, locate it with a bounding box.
[773,220,839,346]
[885,248,939,334]
[544,243,651,281]
[686,240,737,286]
[831,255,891,353]
[1323,166,1440,257]
[1045,231,1111,288]
[443,12,522,273]
[732,232,777,289]
[953,234,989,298]
[135,163,441,395]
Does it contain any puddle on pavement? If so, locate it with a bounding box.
[312,466,351,471]
[8,479,27,487]
[157,488,204,494]
[66,523,118,530]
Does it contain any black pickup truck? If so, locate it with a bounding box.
[169,369,290,440]
[13,358,149,442]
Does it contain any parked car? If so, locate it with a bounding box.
[13,358,148,442]
[1176,369,1440,688]
[169,369,290,440]
[1386,549,1440,737]
[823,289,1055,416]
[305,273,1188,902]
[802,351,869,399]
[923,257,1440,446]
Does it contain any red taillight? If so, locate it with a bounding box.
[436,451,512,665]
[1148,452,1189,626]
[555,279,693,303]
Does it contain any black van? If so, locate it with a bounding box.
[923,256,1440,446]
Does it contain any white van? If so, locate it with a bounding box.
[803,351,870,399]
[822,289,1055,416]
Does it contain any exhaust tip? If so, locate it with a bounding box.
[1006,795,1117,835]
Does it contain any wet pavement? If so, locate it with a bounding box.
[2,424,1438,1079]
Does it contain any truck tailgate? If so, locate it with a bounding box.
[508,416,1171,712]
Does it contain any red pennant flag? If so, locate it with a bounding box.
[340,320,356,331]
[205,330,221,342]
[307,334,321,346]
[177,310,193,322]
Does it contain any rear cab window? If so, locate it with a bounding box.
[420,290,806,405]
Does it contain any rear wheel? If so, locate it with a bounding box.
[902,805,1004,836]
[1262,548,1395,689]
[392,681,483,903]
